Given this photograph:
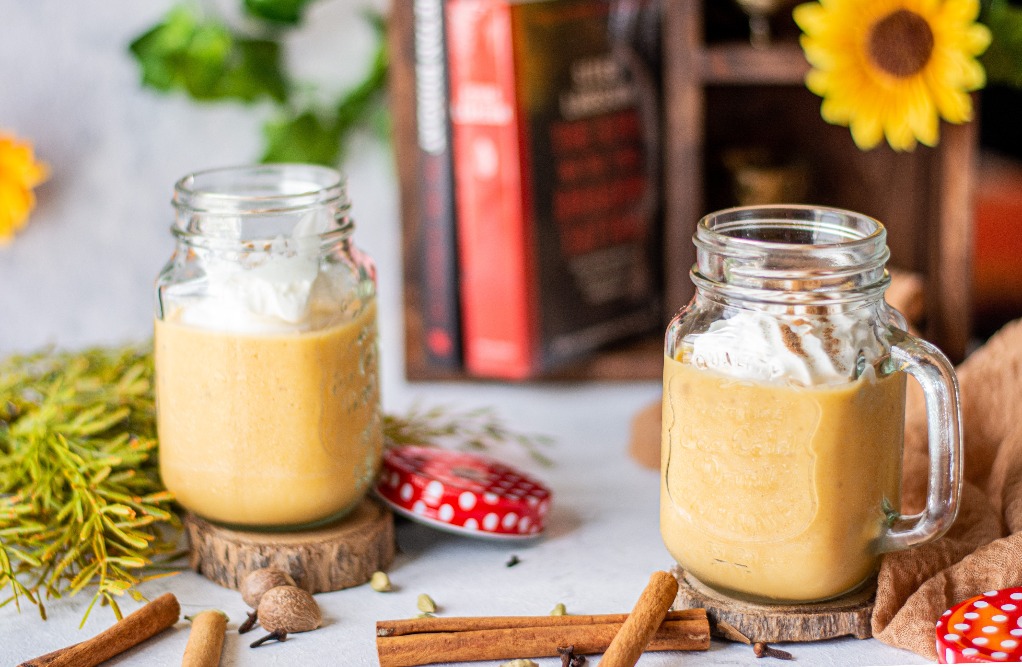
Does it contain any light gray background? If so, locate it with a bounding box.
[0,3,929,665]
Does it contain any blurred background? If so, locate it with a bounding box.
[0,0,403,376]
[2,0,1022,381]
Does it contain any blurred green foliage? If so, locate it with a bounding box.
[129,1,388,166]
[983,0,1022,88]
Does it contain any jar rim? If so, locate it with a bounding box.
[691,205,891,305]
[696,204,885,250]
[173,164,349,215]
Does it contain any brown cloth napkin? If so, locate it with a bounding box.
[873,318,1022,659]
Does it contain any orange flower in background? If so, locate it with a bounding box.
[0,131,49,245]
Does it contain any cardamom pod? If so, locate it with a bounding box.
[370,571,392,592]
[417,593,437,613]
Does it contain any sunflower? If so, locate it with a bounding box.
[0,131,49,245]
[794,0,991,151]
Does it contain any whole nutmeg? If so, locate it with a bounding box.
[257,586,322,634]
[241,568,296,608]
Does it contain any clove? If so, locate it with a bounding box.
[238,610,258,635]
[753,641,794,660]
[250,630,287,648]
[557,645,587,667]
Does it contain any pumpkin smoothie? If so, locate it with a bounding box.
[155,303,380,528]
[661,354,906,602]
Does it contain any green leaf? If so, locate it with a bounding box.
[261,110,343,165]
[244,0,318,25]
[983,0,1022,88]
[128,5,289,103]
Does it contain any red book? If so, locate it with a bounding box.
[447,0,662,379]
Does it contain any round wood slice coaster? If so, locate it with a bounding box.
[184,498,395,594]
[671,566,875,643]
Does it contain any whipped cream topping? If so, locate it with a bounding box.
[164,208,341,333]
[686,310,882,386]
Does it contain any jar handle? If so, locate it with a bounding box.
[876,332,963,553]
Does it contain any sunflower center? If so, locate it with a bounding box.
[867,9,935,78]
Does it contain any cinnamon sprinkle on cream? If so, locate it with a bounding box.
[780,324,806,358]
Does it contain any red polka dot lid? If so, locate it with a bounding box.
[937,588,1022,663]
[375,445,552,540]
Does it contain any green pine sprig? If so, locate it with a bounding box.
[383,404,555,468]
[0,346,180,625]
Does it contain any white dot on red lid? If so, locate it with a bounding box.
[483,492,499,504]
[483,513,499,531]
[1012,629,1022,637]
[1012,593,1022,601]
[439,504,455,522]
[463,518,479,530]
[423,481,445,503]
[1001,639,1019,649]
[965,612,980,620]
[400,483,414,502]
[976,601,991,608]
[1003,604,1018,611]
[974,637,990,646]
[518,516,531,532]
[992,652,1009,660]
[458,491,477,511]
[943,610,953,616]
[539,501,550,514]
[502,512,518,529]
[994,615,1009,623]
[962,647,980,656]
[526,496,539,507]
[389,472,399,487]
[955,623,971,631]
[984,626,1000,634]
[987,591,1000,596]
[413,500,427,515]
[944,633,961,641]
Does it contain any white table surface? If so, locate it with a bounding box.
[2,381,930,667]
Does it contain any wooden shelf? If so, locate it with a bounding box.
[662,0,975,362]
[391,0,977,382]
[701,42,809,85]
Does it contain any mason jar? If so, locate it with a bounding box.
[661,205,962,603]
[154,164,381,530]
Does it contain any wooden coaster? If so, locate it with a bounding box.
[184,498,394,594]
[671,566,875,642]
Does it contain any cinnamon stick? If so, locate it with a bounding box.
[376,609,708,667]
[599,571,681,667]
[19,593,180,667]
[377,609,707,637]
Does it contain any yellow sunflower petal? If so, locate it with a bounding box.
[899,78,939,147]
[849,112,885,150]
[928,77,973,123]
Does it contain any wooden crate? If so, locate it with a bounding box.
[391,0,976,381]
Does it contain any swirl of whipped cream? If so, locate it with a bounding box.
[686,310,882,386]
[164,209,341,333]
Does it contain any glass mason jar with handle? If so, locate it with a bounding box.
[154,164,381,530]
[660,205,962,604]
